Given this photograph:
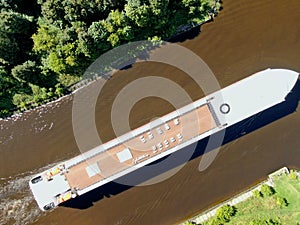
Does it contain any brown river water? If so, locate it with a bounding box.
[1,0,300,224]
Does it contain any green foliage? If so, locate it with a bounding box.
[38,0,121,26]
[0,66,18,115]
[0,91,14,116]
[249,218,281,225]
[0,0,40,16]
[261,184,275,197]
[0,8,38,116]
[121,26,134,40]
[31,0,217,85]
[184,221,195,225]
[288,170,298,180]
[54,84,64,97]
[125,1,151,28]
[0,0,219,117]
[276,196,288,208]
[13,93,32,110]
[12,83,65,110]
[33,21,89,77]
[88,20,109,43]
[215,204,236,223]
[0,35,19,67]
[0,66,14,90]
[202,172,300,225]
[11,60,40,84]
[32,23,61,53]
[207,218,222,225]
[0,11,35,66]
[253,189,263,198]
[107,33,120,47]
[249,220,260,225]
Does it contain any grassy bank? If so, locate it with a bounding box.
[224,171,300,225]
[185,169,300,225]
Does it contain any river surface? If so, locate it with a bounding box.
[1,0,300,224]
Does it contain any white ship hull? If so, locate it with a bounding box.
[29,68,298,211]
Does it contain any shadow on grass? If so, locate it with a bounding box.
[61,79,300,210]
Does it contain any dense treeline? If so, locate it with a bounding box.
[0,0,220,117]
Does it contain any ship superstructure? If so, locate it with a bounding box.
[29,68,299,211]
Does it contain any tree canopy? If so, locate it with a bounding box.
[0,0,220,117]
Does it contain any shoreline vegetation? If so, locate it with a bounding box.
[180,167,300,225]
[0,0,221,119]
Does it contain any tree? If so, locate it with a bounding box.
[107,33,120,47]
[1,0,220,117]
[107,9,124,27]
[0,66,16,116]
[249,220,261,225]
[0,66,14,90]
[0,35,19,67]
[249,218,281,225]
[208,217,222,225]
[260,184,275,197]
[54,84,64,97]
[38,0,122,26]
[120,25,134,41]
[0,0,40,16]
[289,170,298,180]
[0,11,35,66]
[253,189,263,198]
[32,22,62,53]
[12,93,31,109]
[33,21,87,76]
[182,0,213,18]
[87,20,111,55]
[184,222,195,225]
[276,196,288,208]
[11,60,41,84]
[125,1,151,28]
[88,20,109,42]
[215,204,236,223]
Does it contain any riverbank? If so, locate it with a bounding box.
[180,167,300,225]
[0,0,221,120]
[2,1,300,225]
[0,94,73,124]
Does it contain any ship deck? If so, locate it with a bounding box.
[65,104,217,191]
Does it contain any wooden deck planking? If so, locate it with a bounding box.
[65,104,216,190]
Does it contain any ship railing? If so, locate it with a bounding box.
[207,101,221,127]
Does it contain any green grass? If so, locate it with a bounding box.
[202,172,300,225]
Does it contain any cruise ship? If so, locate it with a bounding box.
[29,68,299,211]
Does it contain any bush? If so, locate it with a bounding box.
[184,222,195,225]
[249,220,261,225]
[215,204,236,223]
[266,218,281,225]
[253,190,262,198]
[276,196,288,207]
[13,93,32,108]
[249,218,281,225]
[261,184,275,197]
[208,218,222,225]
[55,84,64,97]
[11,60,40,84]
[0,109,10,117]
[289,170,298,180]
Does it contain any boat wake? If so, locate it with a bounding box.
[0,164,57,225]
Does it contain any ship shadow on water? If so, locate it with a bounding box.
[61,79,300,210]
